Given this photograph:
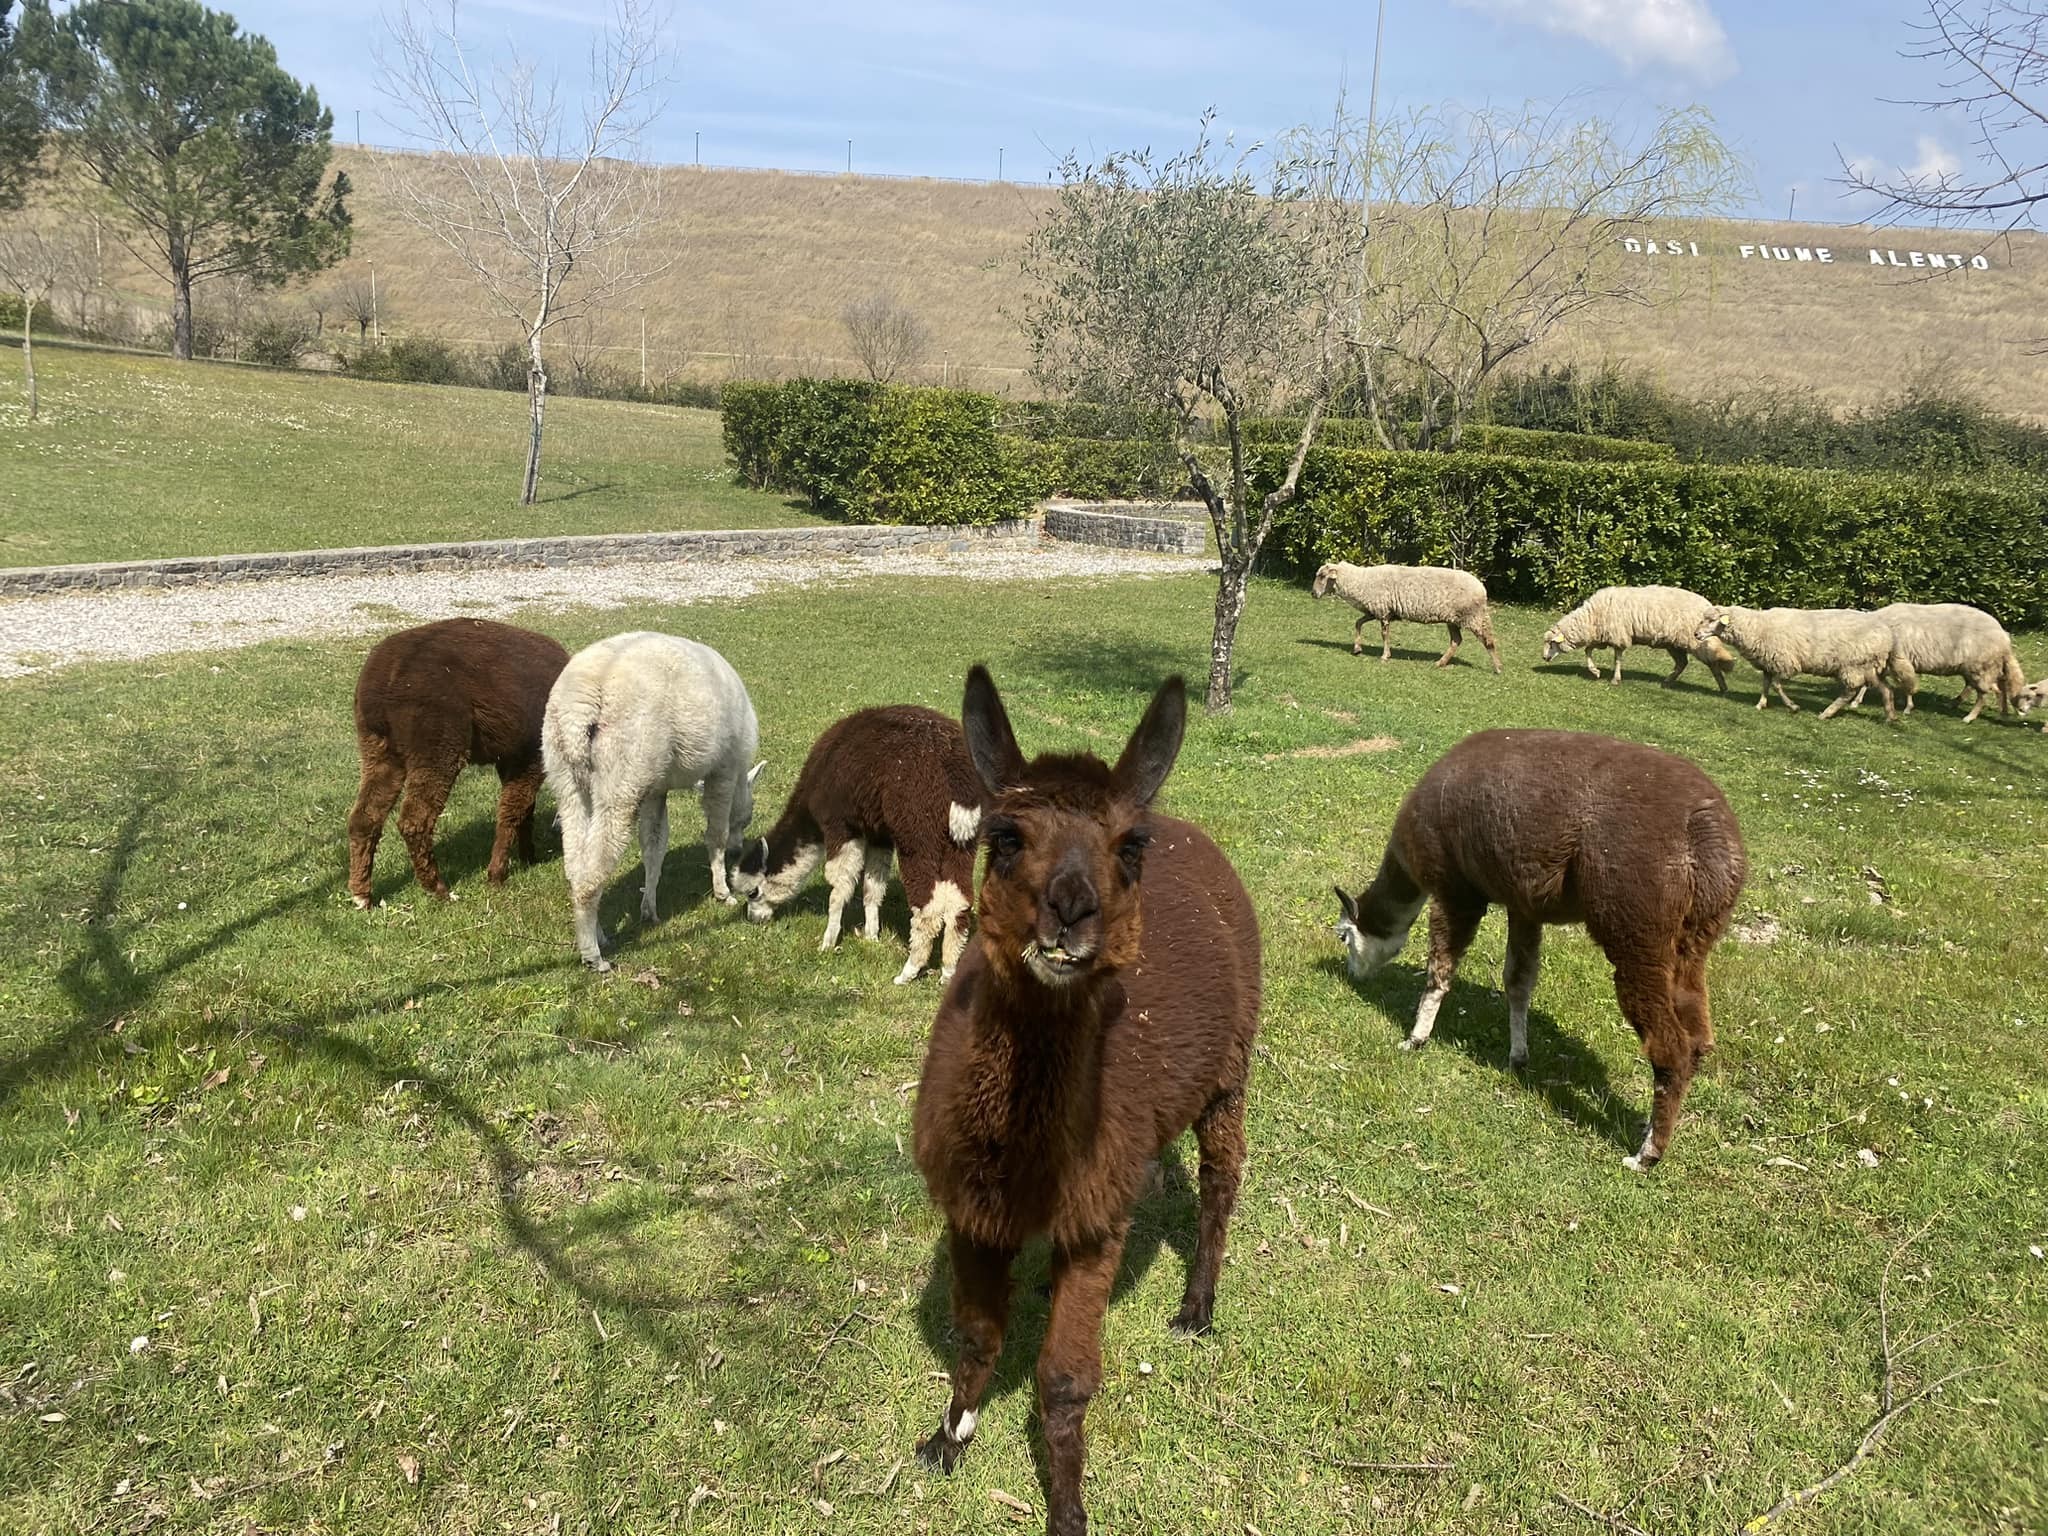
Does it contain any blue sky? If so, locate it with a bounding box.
[250,0,1986,224]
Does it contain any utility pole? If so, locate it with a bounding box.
[368,261,378,340]
[356,109,361,147]
[694,130,700,167]
[1788,187,1798,221]
[846,138,852,174]
[998,147,1004,182]
[640,310,647,389]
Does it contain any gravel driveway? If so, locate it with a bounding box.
[0,545,1210,679]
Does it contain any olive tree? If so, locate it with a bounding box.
[1020,115,1364,711]
[1350,100,1743,449]
[377,0,668,505]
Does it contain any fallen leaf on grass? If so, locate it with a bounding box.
[64,1106,79,1128]
[688,1485,719,1514]
[989,1489,1033,1517]
[397,1452,420,1486]
[199,1067,230,1092]
[39,1412,66,1424]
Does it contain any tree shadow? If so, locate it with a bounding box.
[1017,632,1198,699]
[911,1142,1201,1507]
[1316,954,1642,1154]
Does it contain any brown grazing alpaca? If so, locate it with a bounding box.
[912,666,1262,1536]
[348,618,569,906]
[1334,729,1746,1170]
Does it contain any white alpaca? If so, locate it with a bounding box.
[543,632,764,969]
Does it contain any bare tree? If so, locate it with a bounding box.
[376,0,669,505]
[0,219,83,417]
[1844,1,2048,228]
[841,290,929,383]
[1349,100,1744,449]
[333,272,380,342]
[1021,112,1365,711]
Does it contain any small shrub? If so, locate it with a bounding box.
[721,380,783,489]
[341,337,474,386]
[243,312,315,368]
[0,292,23,329]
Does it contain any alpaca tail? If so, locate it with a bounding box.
[543,679,603,799]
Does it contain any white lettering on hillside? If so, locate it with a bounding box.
[1617,235,1996,273]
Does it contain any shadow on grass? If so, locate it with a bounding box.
[1316,954,1642,1155]
[1019,631,1198,700]
[534,481,619,505]
[911,1142,1203,1510]
[1295,636,1485,669]
[366,798,563,908]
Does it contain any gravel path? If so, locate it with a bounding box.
[0,544,1210,679]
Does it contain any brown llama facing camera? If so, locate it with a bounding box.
[1334,729,1745,1170]
[912,666,1261,1536]
[348,618,569,907]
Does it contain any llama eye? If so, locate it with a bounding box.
[1116,832,1149,881]
[987,824,1023,862]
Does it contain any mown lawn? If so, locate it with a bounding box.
[1,576,2042,1536]
[0,345,826,568]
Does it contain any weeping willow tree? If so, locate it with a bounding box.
[1019,114,1365,712]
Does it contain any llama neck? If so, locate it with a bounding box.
[1359,844,1425,936]
[966,969,1115,1131]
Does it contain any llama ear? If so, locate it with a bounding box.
[1334,884,1358,924]
[747,759,766,786]
[1112,675,1186,807]
[962,665,1026,796]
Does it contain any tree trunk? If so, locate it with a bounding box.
[22,296,36,420]
[169,234,193,361]
[1206,560,1249,712]
[521,338,548,505]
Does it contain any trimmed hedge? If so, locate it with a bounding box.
[720,378,1033,526]
[1252,446,2048,627]
[1010,437,1192,502]
[1240,416,1676,463]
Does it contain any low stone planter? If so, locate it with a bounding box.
[1038,500,1207,556]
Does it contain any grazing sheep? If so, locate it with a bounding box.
[1541,585,1737,692]
[732,705,986,984]
[2018,677,2048,733]
[542,631,764,970]
[1872,602,2026,722]
[1695,606,1898,721]
[914,667,1260,1536]
[348,618,569,907]
[1311,561,1502,672]
[1334,729,1745,1170]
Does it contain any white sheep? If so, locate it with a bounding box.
[1872,602,2026,722]
[1311,561,1502,672]
[2017,677,2048,734]
[1541,585,1738,691]
[1695,606,1897,722]
[543,631,765,969]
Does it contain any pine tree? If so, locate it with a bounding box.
[0,0,47,213]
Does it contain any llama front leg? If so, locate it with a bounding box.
[1038,1228,1128,1536]
[699,773,739,904]
[1614,961,1693,1171]
[1173,1086,1246,1336]
[860,844,892,940]
[635,792,670,923]
[1401,897,1483,1051]
[1503,915,1543,1071]
[819,839,865,950]
[894,864,947,985]
[917,1228,1016,1475]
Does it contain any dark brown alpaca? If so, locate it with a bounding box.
[912,667,1261,1536]
[348,618,569,906]
[730,704,986,984]
[1334,729,1745,1170]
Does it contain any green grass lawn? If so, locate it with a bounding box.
[2,578,2043,1536]
[0,344,827,568]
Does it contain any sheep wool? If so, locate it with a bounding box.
[1311,561,1502,672]
[1697,606,1897,721]
[1872,602,2025,722]
[1542,585,1736,691]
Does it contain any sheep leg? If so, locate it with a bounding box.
[859,844,893,941]
[1477,620,1502,675]
[1818,682,1863,720]
[1379,618,1393,662]
[1610,647,1626,685]
[394,750,463,901]
[635,792,670,924]
[489,758,544,885]
[1402,896,1483,1051]
[1173,1085,1246,1337]
[1961,671,1990,724]
[1503,915,1543,1071]
[1436,623,1463,668]
[1758,676,1799,711]
[1613,961,1693,1172]
[1037,1227,1128,1536]
[916,1227,1017,1476]
[347,736,406,909]
[1708,655,1731,695]
[1352,613,1370,657]
[1582,654,1600,680]
[1662,647,1689,688]
[819,838,865,950]
[1891,656,1919,716]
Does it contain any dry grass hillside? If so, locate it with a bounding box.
[75,147,2048,417]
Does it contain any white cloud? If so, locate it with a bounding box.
[1454,0,1736,83]
[1907,135,1962,183]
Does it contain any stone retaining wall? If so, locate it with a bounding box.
[1040,500,1207,556]
[0,518,1044,597]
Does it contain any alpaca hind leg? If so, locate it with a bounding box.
[1036,1229,1127,1536]
[860,844,892,940]
[698,771,740,904]
[1402,896,1484,1050]
[636,792,670,923]
[1173,1086,1246,1336]
[819,839,865,950]
[394,750,463,900]
[570,795,640,969]
[1503,914,1543,1071]
[917,1228,1017,1474]
[1614,959,1693,1171]
[894,864,952,985]
[489,759,544,885]
[347,736,406,908]
[1436,623,1463,668]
